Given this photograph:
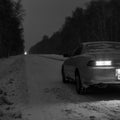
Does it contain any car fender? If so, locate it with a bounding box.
[73,55,94,86]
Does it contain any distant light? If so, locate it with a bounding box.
[24,51,27,55]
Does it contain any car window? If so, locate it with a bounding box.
[85,43,120,53]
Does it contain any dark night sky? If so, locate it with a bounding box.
[22,0,90,50]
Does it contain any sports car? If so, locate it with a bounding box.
[61,41,120,94]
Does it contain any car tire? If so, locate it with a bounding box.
[75,70,87,94]
[61,65,69,83]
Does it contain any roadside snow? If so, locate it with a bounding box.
[39,54,67,61]
[0,55,28,120]
[1,54,120,120]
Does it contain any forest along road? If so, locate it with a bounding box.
[23,55,120,120]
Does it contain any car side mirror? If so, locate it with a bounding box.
[63,53,71,57]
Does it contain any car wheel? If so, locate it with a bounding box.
[75,70,87,94]
[61,65,68,83]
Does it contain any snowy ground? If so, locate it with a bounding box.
[0,55,28,120]
[1,54,120,120]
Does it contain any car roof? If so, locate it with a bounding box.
[82,41,120,46]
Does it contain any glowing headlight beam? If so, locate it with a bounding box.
[96,61,112,66]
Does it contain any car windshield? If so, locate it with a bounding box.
[83,42,120,53]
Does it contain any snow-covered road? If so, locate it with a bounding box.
[24,55,69,120]
[23,55,120,120]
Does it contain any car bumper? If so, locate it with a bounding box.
[88,66,120,85]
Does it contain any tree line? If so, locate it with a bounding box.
[0,0,24,58]
[29,0,120,55]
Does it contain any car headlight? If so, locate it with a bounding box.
[96,60,112,66]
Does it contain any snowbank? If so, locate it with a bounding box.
[39,54,68,61]
[0,55,28,120]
